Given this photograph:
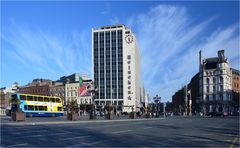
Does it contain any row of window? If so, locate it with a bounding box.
[206,85,224,93]
[206,77,224,84]
[20,95,61,103]
[24,105,62,111]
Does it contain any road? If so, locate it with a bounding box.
[1,116,239,147]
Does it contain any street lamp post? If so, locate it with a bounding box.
[90,84,98,120]
[154,95,161,118]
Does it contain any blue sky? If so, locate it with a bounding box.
[1,1,239,102]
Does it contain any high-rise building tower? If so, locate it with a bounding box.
[92,25,142,112]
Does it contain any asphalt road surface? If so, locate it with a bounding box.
[1,116,239,147]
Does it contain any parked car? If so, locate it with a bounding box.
[206,112,226,117]
[122,112,128,115]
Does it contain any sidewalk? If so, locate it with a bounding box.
[1,115,165,125]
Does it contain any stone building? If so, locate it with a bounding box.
[49,82,66,107]
[0,82,20,114]
[231,68,240,114]
[199,50,233,114]
[18,78,53,96]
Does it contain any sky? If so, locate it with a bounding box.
[1,1,239,102]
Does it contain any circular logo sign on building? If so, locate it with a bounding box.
[125,35,133,44]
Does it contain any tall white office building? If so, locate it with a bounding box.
[92,24,142,112]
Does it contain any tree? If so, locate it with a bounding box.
[10,95,25,121]
[67,99,78,121]
[105,103,113,120]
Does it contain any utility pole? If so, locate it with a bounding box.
[185,85,188,116]
[189,90,192,116]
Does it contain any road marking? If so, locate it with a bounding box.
[199,133,213,136]
[59,135,90,141]
[230,136,240,148]
[15,130,48,135]
[21,135,43,138]
[191,138,212,142]
[111,130,132,134]
[143,127,153,129]
[48,132,72,135]
[7,143,28,147]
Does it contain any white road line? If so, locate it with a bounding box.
[59,135,90,141]
[21,135,43,138]
[15,130,48,135]
[48,132,72,135]
[191,138,212,142]
[111,130,132,134]
[143,127,153,129]
[199,133,213,136]
[7,143,28,147]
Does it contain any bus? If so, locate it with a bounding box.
[11,93,64,117]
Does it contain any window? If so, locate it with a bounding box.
[38,97,43,102]
[220,77,223,83]
[213,77,216,84]
[44,97,49,102]
[27,96,33,101]
[34,106,39,111]
[213,94,216,101]
[206,95,209,101]
[213,86,216,92]
[206,86,209,93]
[58,107,63,111]
[206,78,209,84]
[34,96,38,101]
[50,98,56,102]
[44,106,47,111]
[20,95,26,100]
[56,98,61,103]
[24,105,28,110]
[28,105,34,111]
[39,106,44,111]
[220,85,223,92]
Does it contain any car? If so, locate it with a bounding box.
[206,112,225,117]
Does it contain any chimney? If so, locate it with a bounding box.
[199,50,203,71]
[218,50,225,59]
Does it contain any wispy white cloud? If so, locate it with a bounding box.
[110,17,120,25]
[127,5,239,102]
[1,20,92,83]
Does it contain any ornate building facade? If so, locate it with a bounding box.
[199,50,233,114]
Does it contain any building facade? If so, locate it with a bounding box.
[92,25,142,112]
[56,73,90,84]
[18,79,53,96]
[65,83,79,104]
[49,82,66,106]
[231,68,240,114]
[0,82,20,114]
[199,50,233,114]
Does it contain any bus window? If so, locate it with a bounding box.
[24,105,28,110]
[28,105,34,110]
[38,97,43,102]
[44,97,49,102]
[50,98,55,102]
[20,95,26,100]
[56,98,61,103]
[34,96,38,101]
[27,96,33,101]
[58,107,63,111]
[34,106,39,111]
[39,106,44,111]
[44,106,47,111]
[12,94,17,100]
